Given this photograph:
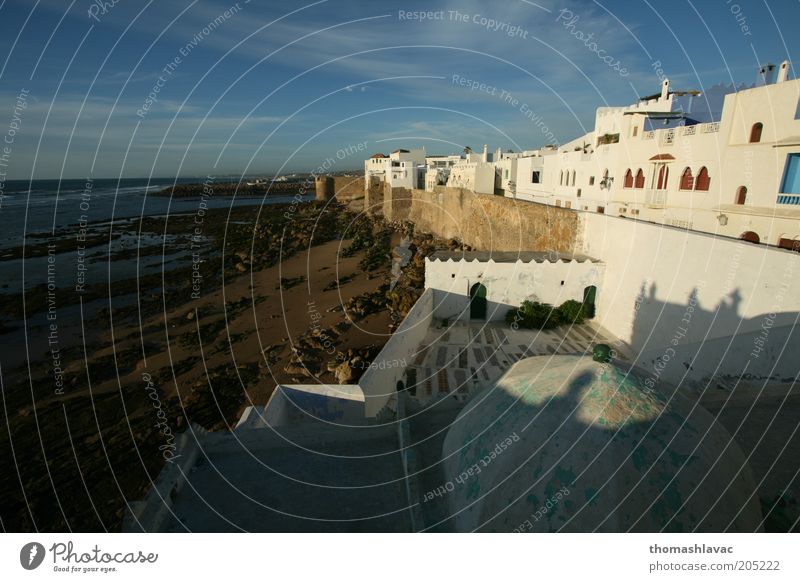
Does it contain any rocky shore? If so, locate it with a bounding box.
[0,199,462,532]
[154,180,305,198]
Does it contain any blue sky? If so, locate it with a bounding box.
[0,0,797,179]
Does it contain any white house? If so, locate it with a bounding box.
[506,61,800,248]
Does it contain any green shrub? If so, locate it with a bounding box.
[507,299,589,330]
[557,299,587,324]
[506,300,560,330]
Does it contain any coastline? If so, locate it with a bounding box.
[0,198,458,531]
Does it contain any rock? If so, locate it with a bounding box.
[185,310,195,321]
[235,263,248,273]
[334,361,354,383]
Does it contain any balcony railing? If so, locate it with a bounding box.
[644,121,719,142]
[660,128,676,146]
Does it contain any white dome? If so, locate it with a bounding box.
[441,355,762,532]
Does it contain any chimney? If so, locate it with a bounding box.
[756,63,776,86]
[482,144,488,163]
[660,78,670,101]
[495,146,502,161]
[777,60,791,83]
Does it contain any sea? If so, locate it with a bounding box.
[0,177,310,248]
[0,178,314,368]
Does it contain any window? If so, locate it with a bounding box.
[781,154,800,194]
[695,166,710,191]
[623,169,633,188]
[740,231,760,244]
[555,199,561,207]
[565,201,572,209]
[589,176,595,186]
[632,126,639,137]
[778,237,800,252]
[504,169,509,178]
[576,188,582,197]
[679,167,694,190]
[559,170,564,186]
[597,206,605,214]
[634,169,645,189]
[735,186,747,205]
[749,122,763,143]
[571,170,576,186]
[656,165,669,190]
[531,171,541,184]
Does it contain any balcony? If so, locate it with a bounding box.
[645,189,667,208]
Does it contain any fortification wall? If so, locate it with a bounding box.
[331,175,365,201]
[406,187,578,253]
[315,175,366,203]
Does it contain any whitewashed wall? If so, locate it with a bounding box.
[425,258,605,322]
[360,288,434,417]
[579,211,800,383]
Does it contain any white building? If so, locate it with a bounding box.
[508,61,800,248]
[364,148,427,190]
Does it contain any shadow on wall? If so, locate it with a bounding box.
[432,288,518,323]
[629,282,799,386]
[439,356,764,532]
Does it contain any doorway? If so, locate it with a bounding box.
[469,283,487,320]
[583,286,597,319]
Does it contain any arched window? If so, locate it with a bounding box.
[749,122,763,143]
[656,165,669,190]
[623,169,633,188]
[740,231,760,244]
[559,170,564,186]
[634,168,645,189]
[735,186,747,205]
[570,170,576,186]
[695,166,710,191]
[679,167,694,190]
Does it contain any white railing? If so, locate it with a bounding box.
[682,125,697,136]
[701,122,720,133]
[642,131,655,140]
[645,189,667,207]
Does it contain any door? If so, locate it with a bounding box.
[469,283,487,320]
[583,286,597,319]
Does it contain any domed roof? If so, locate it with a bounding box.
[441,355,762,532]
